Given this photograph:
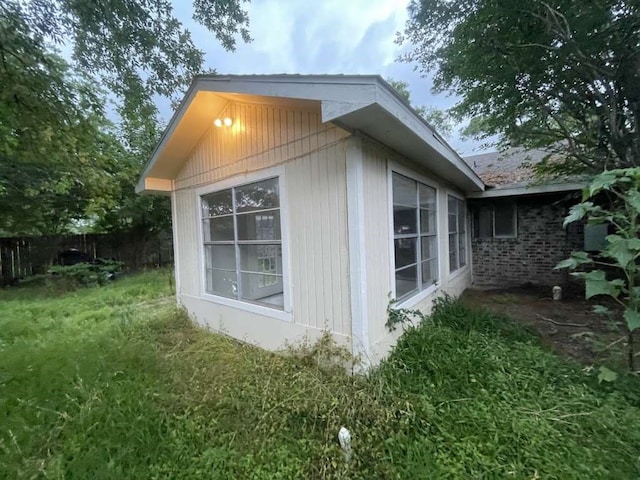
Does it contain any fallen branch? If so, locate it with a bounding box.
[602,335,627,351]
[535,314,589,328]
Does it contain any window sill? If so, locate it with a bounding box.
[448,264,470,282]
[396,282,439,310]
[197,292,293,323]
[473,236,518,241]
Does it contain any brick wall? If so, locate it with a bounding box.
[470,193,583,288]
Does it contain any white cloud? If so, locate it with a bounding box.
[171,0,487,154]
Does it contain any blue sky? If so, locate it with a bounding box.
[171,0,485,155]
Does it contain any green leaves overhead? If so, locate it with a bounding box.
[4,0,250,121]
[585,171,626,200]
[572,270,625,300]
[562,202,597,228]
[554,251,592,270]
[401,1,640,174]
[386,78,454,136]
[557,169,640,361]
[623,309,640,332]
[601,235,640,269]
[0,0,250,235]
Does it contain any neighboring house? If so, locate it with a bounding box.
[136,75,584,364]
[464,149,589,288]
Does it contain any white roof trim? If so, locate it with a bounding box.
[466,182,585,199]
[135,81,200,193]
[137,74,485,193]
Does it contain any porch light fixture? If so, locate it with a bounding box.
[213,117,233,127]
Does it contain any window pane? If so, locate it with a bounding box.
[203,216,234,242]
[421,236,437,261]
[205,268,237,298]
[474,207,493,238]
[239,244,283,274]
[392,173,417,206]
[240,272,284,308]
[495,203,516,236]
[394,206,417,234]
[419,184,436,209]
[448,214,457,233]
[202,189,233,217]
[237,211,281,241]
[448,195,458,214]
[420,209,436,235]
[449,234,458,271]
[421,258,437,286]
[395,238,417,269]
[205,245,236,270]
[395,265,417,299]
[235,178,279,213]
[458,235,466,267]
[457,201,466,233]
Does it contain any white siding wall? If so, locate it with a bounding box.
[172,100,352,349]
[359,136,473,363]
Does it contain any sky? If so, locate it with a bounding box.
[171,0,486,156]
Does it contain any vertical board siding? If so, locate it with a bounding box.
[172,100,351,336]
[173,188,200,297]
[359,136,473,355]
[175,102,347,190]
[285,142,351,333]
[361,141,393,345]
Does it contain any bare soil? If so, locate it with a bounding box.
[462,286,632,367]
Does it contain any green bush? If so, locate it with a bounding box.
[48,260,124,291]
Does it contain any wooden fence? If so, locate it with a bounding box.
[0,231,174,285]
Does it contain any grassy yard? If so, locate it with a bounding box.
[1,270,639,479]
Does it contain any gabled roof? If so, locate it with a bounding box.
[137,74,485,193]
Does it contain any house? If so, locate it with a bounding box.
[136,75,581,365]
[463,149,587,289]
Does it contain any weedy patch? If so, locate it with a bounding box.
[1,271,639,479]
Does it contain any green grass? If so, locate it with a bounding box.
[1,271,639,479]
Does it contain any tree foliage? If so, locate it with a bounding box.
[386,78,453,137]
[5,0,250,120]
[0,8,112,233]
[556,168,640,370]
[0,0,250,236]
[400,1,640,175]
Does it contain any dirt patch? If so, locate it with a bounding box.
[462,286,632,367]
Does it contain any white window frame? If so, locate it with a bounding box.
[387,163,440,308]
[473,202,518,239]
[447,192,468,275]
[195,166,292,322]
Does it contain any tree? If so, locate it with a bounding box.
[386,78,453,137]
[0,7,113,234]
[556,168,640,371]
[400,1,640,175]
[91,117,173,267]
[0,0,250,236]
[4,0,250,122]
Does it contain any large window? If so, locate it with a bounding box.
[201,177,284,309]
[392,172,438,301]
[472,202,517,238]
[448,195,467,272]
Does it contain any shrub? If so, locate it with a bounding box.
[48,260,123,291]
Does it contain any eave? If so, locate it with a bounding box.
[136,74,485,194]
